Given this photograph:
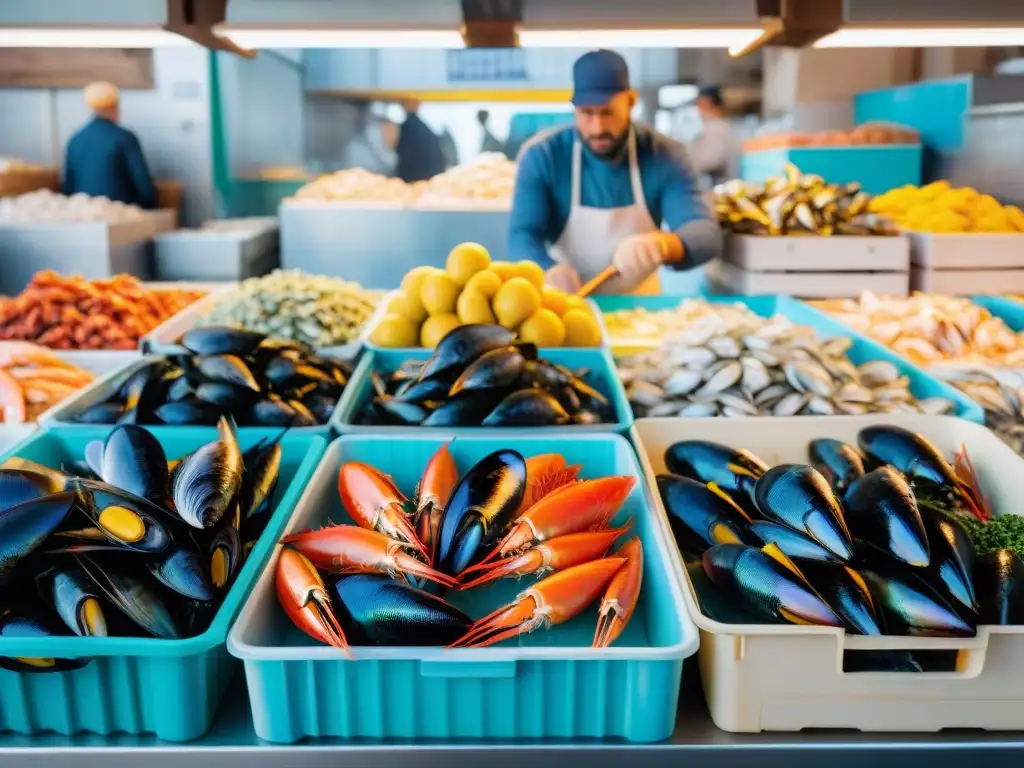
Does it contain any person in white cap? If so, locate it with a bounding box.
[63,81,156,208]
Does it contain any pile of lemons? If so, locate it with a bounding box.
[869,181,1024,234]
[370,243,604,348]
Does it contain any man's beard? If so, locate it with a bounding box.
[583,127,629,158]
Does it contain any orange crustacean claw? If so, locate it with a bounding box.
[283,523,460,589]
[457,521,631,591]
[415,442,459,563]
[275,548,350,655]
[514,453,580,516]
[338,461,428,557]
[594,537,643,648]
[449,557,626,649]
[477,475,636,565]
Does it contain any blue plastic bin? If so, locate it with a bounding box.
[740,145,922,194]
[594,294,983,422]
[971,295,1024,331]
[227,433,697,743]
[332,347,633,433]
[0,427,326,741]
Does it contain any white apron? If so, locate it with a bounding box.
[549,129,661,295]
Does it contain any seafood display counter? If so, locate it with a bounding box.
[153,218,280,282]
[279,203,510,288]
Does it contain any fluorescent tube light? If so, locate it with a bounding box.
[815,27,1024,48]
[0,27,195,48]
[213,27,465,49]
[519,28,765,49]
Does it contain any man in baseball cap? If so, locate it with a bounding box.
[508,50,720,295]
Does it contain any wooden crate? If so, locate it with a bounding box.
[911,266,1024,294]
[907,232,1024,269]
[724,234,910,272]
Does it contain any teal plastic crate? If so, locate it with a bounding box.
[227,433,696,743]
[740,145,922,194]
[594,294,983,422]
[332,347,633,433]
[42,356,337,436]
[971,295,1024,331]
[0,427,326,741]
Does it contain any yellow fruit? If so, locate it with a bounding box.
[540,286,569,316]
[490,261,517,281]
[370,314,419,348]
[563,295,591,314]
[456,287,497,325]
[400,266,438,299]
[420,271,460,315]
[465,269,503,299]
[420,314,462,348]
[514,260,545,289]
[386,290,427,324]
[492,277,541,330]
[519,309,566,347]
[562,309,602,347]
[445,242,491,286]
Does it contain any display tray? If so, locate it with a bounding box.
[708,259,910,298]
[907,231,1024,269]
[154,225,279,282]
[723,234,910,273]
[910,267,1024,294]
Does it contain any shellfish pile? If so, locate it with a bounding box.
[616,301,953,419]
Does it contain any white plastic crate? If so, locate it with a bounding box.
[907,232,1024,269]
[709,259,909,298]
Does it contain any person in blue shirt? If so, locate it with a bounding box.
[509,50,722,295]
[395,99,447,183]
[63,82,157,209]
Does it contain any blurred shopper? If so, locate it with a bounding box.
[63,81,156,208]
[509,50,720,295]
[478,110,506,155]
[395,99,446,183]
[439,127,460,169]
[690,86,741,186]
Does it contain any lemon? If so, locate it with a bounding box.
[370,314,419,348]
[445,242,491,286]
[519,309,566,347]
[562,309,602,347]
[563,295,590,314]
[490,261,517,281]
[540,286,569,316]
[400,266,438,299]
[492,277,542,330]
[515,260,546,289]
[465,269,503,299]
[420,271,460,315]
[420,313,462,348]
[386,290,427,324]
[457,287,497,325]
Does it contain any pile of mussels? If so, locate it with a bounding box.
[658,425,1024,651]
[355,324,612,427]
[71,326,352,427]
[0,418,281,669]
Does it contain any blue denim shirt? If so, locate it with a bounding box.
[63,118,157,208]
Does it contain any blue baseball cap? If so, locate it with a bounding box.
[572,50,630,107]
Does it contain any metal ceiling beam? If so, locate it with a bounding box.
[165,0,254,57]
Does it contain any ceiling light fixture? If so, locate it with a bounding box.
[518,28,766,49]
[815,27,1024,48]
[211,27,466,49]
[0,27,196,48]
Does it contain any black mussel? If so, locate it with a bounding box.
[331,574,472,646]
[263,355,299,388]
[514,341,538,361]
[557,385,582,413]
[62,461,100,481]
[1,458,69,489]
[449,346,526,396]
[49,567,108,637]
[208,523,242,592]
[71,479,174,553]
[862,568,975,637]
[517,360,564,390]
[149,546,214,602]
[241,434,282,521]
[394,375,450,405]
[0,610,90,673]
[790,558,883,635]
[155,399,223,426]
[0,492,75,581]
[172,416,244,529]
[421,391,508,427]
[481,388,570,427]
[664,440,766,519]
[657,474,750,553]
[748,521,841,562]
[303,392,337,423]
[251,397,301,427]
[417,324,515,381]
[286,399,317,426]
[73,402,124,424]
[845,466,929,567]
[702,543,843,627]
[256,337,313,356]
[76,555,181,639]
[975,549,1024,625]
[166,376,195,402]
[553,364,609,407]
[195,381,260,408]
[84,439,103,477]
[919,507,976,615]
[100,424,169,506]
[753,464,854,562]
[117,362,166,423]
[182,326,265,357]
[809,438,866,497]
[438,449,526,575]
[197,355,260,392]
[0,468,64,512]
[374,396,428,425]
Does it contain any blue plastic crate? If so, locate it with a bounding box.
[0,427,326,741]
[971,295,1024,331]
[227,433,697,743]
[332,347,633,433]
[594,294,983,422]
[740,145,922,194]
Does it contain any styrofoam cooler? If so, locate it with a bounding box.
[0,428,326,740]
[227,433,697,743]
[633,414,1024,733]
